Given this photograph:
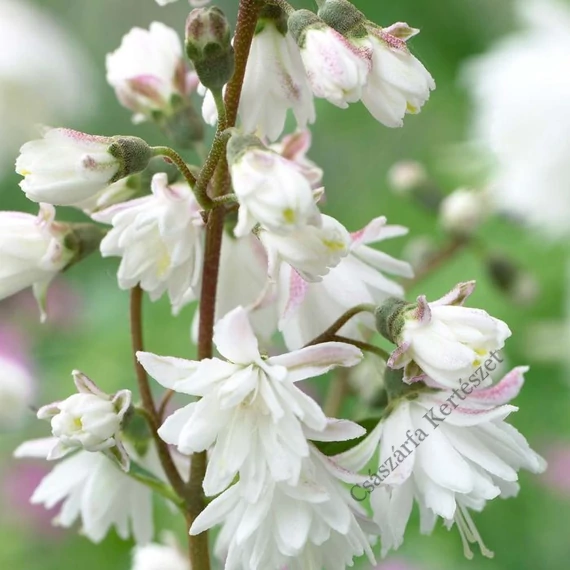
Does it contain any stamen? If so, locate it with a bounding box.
[455,504,494,559]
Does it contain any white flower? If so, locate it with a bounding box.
[370,367,546,558]
[463,0,570,238]
[37,371,131,466]
[259,213,351,282]
[239,17,315,141]
[0,205,73,319]
[278,216,413,349]
[227,139,321,237]
[137,306,362,499]
[297,23,372,108]
[106,22,187,123]
[439,188,490,236]
[269,130,323,188]
[0,0,94,177]
[387,160,428,194]
[360,24,435,127]
[132,534,189,570]
[0,354,34,428]
[387,281,511,389]
[191,443,379,570]
[14,438,166,544]
[16,128,149,207]
[93,173,204,314]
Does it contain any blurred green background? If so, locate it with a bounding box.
[1,1,569,569]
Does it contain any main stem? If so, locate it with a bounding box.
[187,2,262,569]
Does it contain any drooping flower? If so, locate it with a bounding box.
[289,11,372,108]
[463,0,570,238]
[359,24,435,128]
[16,128,152,208]
[137,306,362,499]
[369,367,546,558]
[37,371,131,469]
[269,130,323,188]
[191,441,379,570]
[238,7,315,141]
[0,0,94,177]
[93,173,204,314]
[278,216,413,349]
[131,533,189,570]
[0,205,74,319]
[14,438,167,544]
[259,213,351,282]
[227,134,321,237]
[106,22,188,123]
[379,281,511,388]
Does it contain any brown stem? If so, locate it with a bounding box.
[405,237,468,291]
[323,367,351,417]
[185,3,263,569]
[157,389,175,420]
[329,334,391,361]
[303,304,376,348]
[129,287,187,500]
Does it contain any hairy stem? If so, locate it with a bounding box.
[129,287,187,500]
[186,2,263,569]
[304,304,377,348]
[329,334,391,361]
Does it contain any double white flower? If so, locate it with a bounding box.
[0,205,73,319]
[37,370,131,469]
[371,367,546,558]
[138,306,363,499]
[14,438,166,544]
[278,216,413,349]
[106,22,188,123]
[227,135,321,238]
[387,281,511,389]
[93,173,204,314]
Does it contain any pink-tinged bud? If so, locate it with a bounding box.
[16,128,151,208]
[185,7,234,91]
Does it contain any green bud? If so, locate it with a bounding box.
[185,7,235,91]
[374,298,409,344]
[108,136,153,182]
[226,132,266,165]
[63,223,108,269]
[317,0,367,38]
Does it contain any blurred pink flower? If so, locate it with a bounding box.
[539,443,570,495]
[373,559,423,570]
[1,462,64,538]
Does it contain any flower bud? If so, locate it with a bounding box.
[387,160,428,194]
[226,132,321,237]
[16,128,152,208]
[185,7,234,91]
[439,187,489,236]
[288,10,372,108]
[37,371,132,469]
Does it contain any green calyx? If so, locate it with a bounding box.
[226,132,267,165]
[62,223,108,269]
[108,136,153,182]
[257,6,289,36]
[318,0,368,39]
[288,9,325,46]
[374,298,410,344]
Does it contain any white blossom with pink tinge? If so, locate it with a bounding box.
[278,216,413,350]
[0,205,73,320]
[371,367,546,558]
[388,281,511,389]
[106,22,189,123]
[14,438,169,544]
[93,173,204,315]
[137,306,363,500]
[191,435,381,570]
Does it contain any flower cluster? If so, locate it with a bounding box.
[2,1,547,569]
